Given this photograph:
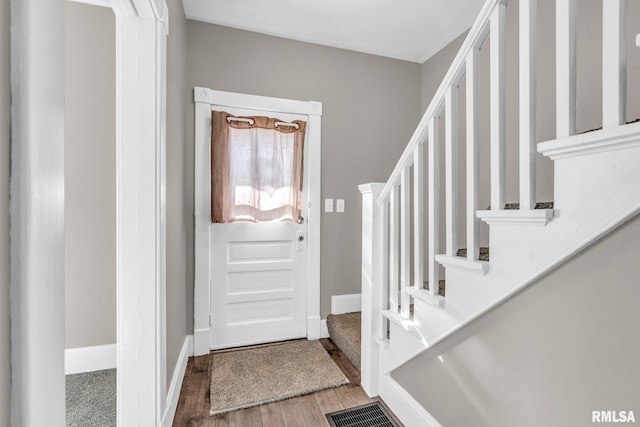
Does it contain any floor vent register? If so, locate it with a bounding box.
[326,402,400,427]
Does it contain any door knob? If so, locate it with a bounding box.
[298,235,305,242]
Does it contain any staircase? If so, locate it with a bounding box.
[359,0,640,425]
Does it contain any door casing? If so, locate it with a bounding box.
[193,87,323,356]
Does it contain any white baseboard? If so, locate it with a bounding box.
[320,319,329,338]
[65,343,117,375]
[162,335,193,427]
[331,293,361,315]
[379,375,442,427]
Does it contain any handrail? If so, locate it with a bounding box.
[377,0,509,205]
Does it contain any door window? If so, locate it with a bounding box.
[210,110,306,223]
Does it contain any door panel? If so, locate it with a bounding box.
[209,107,309,349]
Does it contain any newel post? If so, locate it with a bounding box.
[359,183,385,397]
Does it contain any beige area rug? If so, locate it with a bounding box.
[210,339,349,415]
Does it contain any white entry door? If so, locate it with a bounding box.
[209,107,309,349]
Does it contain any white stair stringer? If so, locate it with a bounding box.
[399,136,640,374]
[366,135,640,427]
[378,320,428,376]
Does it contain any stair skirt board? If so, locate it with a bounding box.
[379,375,442,427]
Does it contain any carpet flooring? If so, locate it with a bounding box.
[326,312,361,371]
[209,339,348,415]
[66,369,116,427]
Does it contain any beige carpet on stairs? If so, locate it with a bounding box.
[326,311,361,371]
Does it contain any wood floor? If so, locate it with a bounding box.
[172,338,402,426]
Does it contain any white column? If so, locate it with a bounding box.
[466,48,480,260]
[359,183,386,397]
[113,2,168,424]
[413,143,425,288]
[602,0,627,129]
[519,0,537,210]
[556,0,577,138]
[10,0,65,425]
[445,85,458,256]
[428,118,440,296]
[490,2,506,210]
[400,167,411,319]
[389,185,400,312]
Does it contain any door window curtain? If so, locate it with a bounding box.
[211,110,306,223]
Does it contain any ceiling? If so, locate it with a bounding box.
[182,0,486,63]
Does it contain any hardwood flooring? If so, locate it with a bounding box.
[172,338,402,426]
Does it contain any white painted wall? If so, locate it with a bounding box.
[1,0,11,424]
[393,214,640,426]
[64,0,117,349]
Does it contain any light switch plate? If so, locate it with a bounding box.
[336,199,345,213]
[324,199,334,213]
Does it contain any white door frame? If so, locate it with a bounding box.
[10,0,169,425]
[193,87,323,355]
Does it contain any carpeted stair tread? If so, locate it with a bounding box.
[422,279,446,297]
[326,312,361,371]
[456,246,490,262]
[486,201,554,210]
[582,117,639,134]
[504,201,554,210]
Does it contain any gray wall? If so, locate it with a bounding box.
[186,22,422,317]
[166,0,190,381]
[393,214,640,427]
[64,2,116,349]
[1,0,10,423]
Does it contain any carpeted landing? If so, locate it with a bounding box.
[326,312,361,371]
[66,369,116,427]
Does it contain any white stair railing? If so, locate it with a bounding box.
[360,0,634,399]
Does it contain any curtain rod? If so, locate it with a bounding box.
[275,121,300,130]
[226,116,300,130]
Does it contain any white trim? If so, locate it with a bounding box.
[112,1,168,425]
[307,316,322,340]
[68,0,113,8]
[320,320,330,339]
[381,310,415,332]
[193,328,210,356]
[379,375,443,427]
[538,123,640,160]
[476,209,554,226]
[406,287,445,308]
[434,254,489,274]
[10,0,66,425]
[161,336,194,427]
[192,88,322,355]
[10,1,169,426]
[194,87,323,116]
[65,344,117,375]
[331,293,362,314]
